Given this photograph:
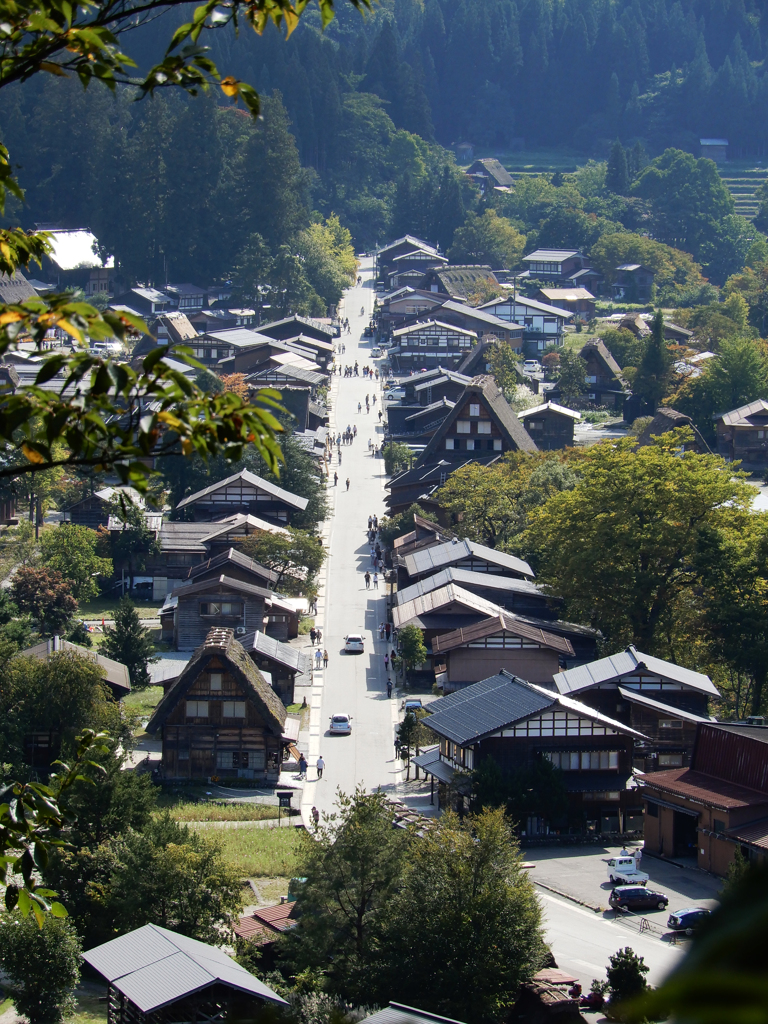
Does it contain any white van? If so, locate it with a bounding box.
[371,346,382,358]
[523,359,542,374]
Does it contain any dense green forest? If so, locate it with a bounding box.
[3,0,768,287]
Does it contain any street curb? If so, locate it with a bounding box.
[534,880,604,914]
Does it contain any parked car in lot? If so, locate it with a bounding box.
[344,634,365,653]
[523,359,542,374]
[609,886,669,912]
[667,907,711,935]
[329,713,353,734]
[403,698,423,714]
[607,856,649,885]
[383,388,406,403]
[370,347,382,358]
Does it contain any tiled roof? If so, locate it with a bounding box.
[392,582,501,629]
[395,567,542,604]
[725,817,768,851]
[640,768,768,810]
[718,398,768,427]
[233,902,299,941]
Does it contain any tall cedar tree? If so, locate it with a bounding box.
[100,597,156,690]
[633,310,673,412]
[606,140,630,194]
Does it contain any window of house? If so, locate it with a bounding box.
[658,753,683,767]
[210,349,217,359]
[586,375,597,384]
[469,403,480,417]
[466,439,475,450]
[528,420,543,430]
[759,430,765,439]
[545,751,619,770]
[493,439,502,450]
[210,673,222,691]
[645,802,658,817]
[456,420,470,433]
[186,700,208,718]
[477,420,491,434]
[178,748,190,760]
[223,700,246,718]
[713,818,726,833]
[659,719,683,729]
[445,439,454,450]
[200,602,243,617]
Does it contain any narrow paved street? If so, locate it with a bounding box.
[301,257,404,822]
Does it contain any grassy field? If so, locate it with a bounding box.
[67,988,109,1024]
[123,685,164,717]
[161,799,284,822]
[78,597,163,619]
[192,823,303,876]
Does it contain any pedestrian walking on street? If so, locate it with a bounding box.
[384,653,389,671]
[358,402,362,413]
[311,805,320,828]
[315,648,322,670]
[323,649,329,668]
[309,626,317,645]
[368,516,373,530]
[378,410,382,422]
[387,679,392,698]
[316,755,325,779]
[374,516,378,529]
[364,570,371,589]
[373,572,379,589]
[346,477,350,491]
[298,754,308,780]
[385,622,391,641]
[379,622,385,639]
[334,472,338,486]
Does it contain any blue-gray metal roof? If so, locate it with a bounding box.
[82,924,287,1012]
[396,567,543,606]
[553,645,717,696]
[403,538,533,580]
[423,671,645,745]
[423,672,554,744]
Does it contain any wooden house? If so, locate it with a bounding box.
[166,283,205,312]
[577,339,629,411]
[0,270,37,304]
[218,338,324,377]
[552,645,718,773]
[413,670,644,831]
[396,566,547,617]
[391,513,454,559]
[147,627,295,781]
[66,485,146,529]
[715,398,768,470]
[378,287,444,334]
[83,924,287,1024]
[19,636,131,699]
[390,320,477,373]
[386,398,455,447]
[167,574,273,651]
[641,723,768,874]
[431,611,574,688]
[239,630,311,706]
[385,374,538,515]
[257,314,336,347]
[175,469,308,525]
[535,287,596,320]
[392,581,509,659]
[521,249,590,283]
[518,402,581,450]
[377,236,442,281]
[700,138,728,162]
[612,264,655,303]
[146,515,287,601]
[402,368,473,406]
[433,300,524,347]
[111,287,174,316]
[635,407,711,454]
[479,295,571,356]
[386,250,448,290]
[184,547,279,589]
[465,158,515,191]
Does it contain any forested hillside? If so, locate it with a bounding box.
[2,0,768,285]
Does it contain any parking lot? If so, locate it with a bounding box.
[526,842,722,918]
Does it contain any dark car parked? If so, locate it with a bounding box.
[609,886,669,913]
[667,907,711,935]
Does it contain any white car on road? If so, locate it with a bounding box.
[329,713,353,734]
[607,856,649,886]
[345,634,365,653]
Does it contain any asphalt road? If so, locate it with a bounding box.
[538,887,686,992]
[301,258,404,821]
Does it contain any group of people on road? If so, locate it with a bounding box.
[309,625,323,646]
[297,754,325,781]
[314,647,329,669]
[342,363,359,376]
[337,426,356,445]
[364,569,379,589]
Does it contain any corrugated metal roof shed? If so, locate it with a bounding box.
[363,1003,467,1024]
[395,567,543,606]
[392,582,502,630]
[617,687,712,723]
[83,924,287,1012]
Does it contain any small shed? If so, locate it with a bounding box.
[363,1003,468,1024]
[700,138,728,163]
[82,923,286,1024]
[518,402,581,450]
